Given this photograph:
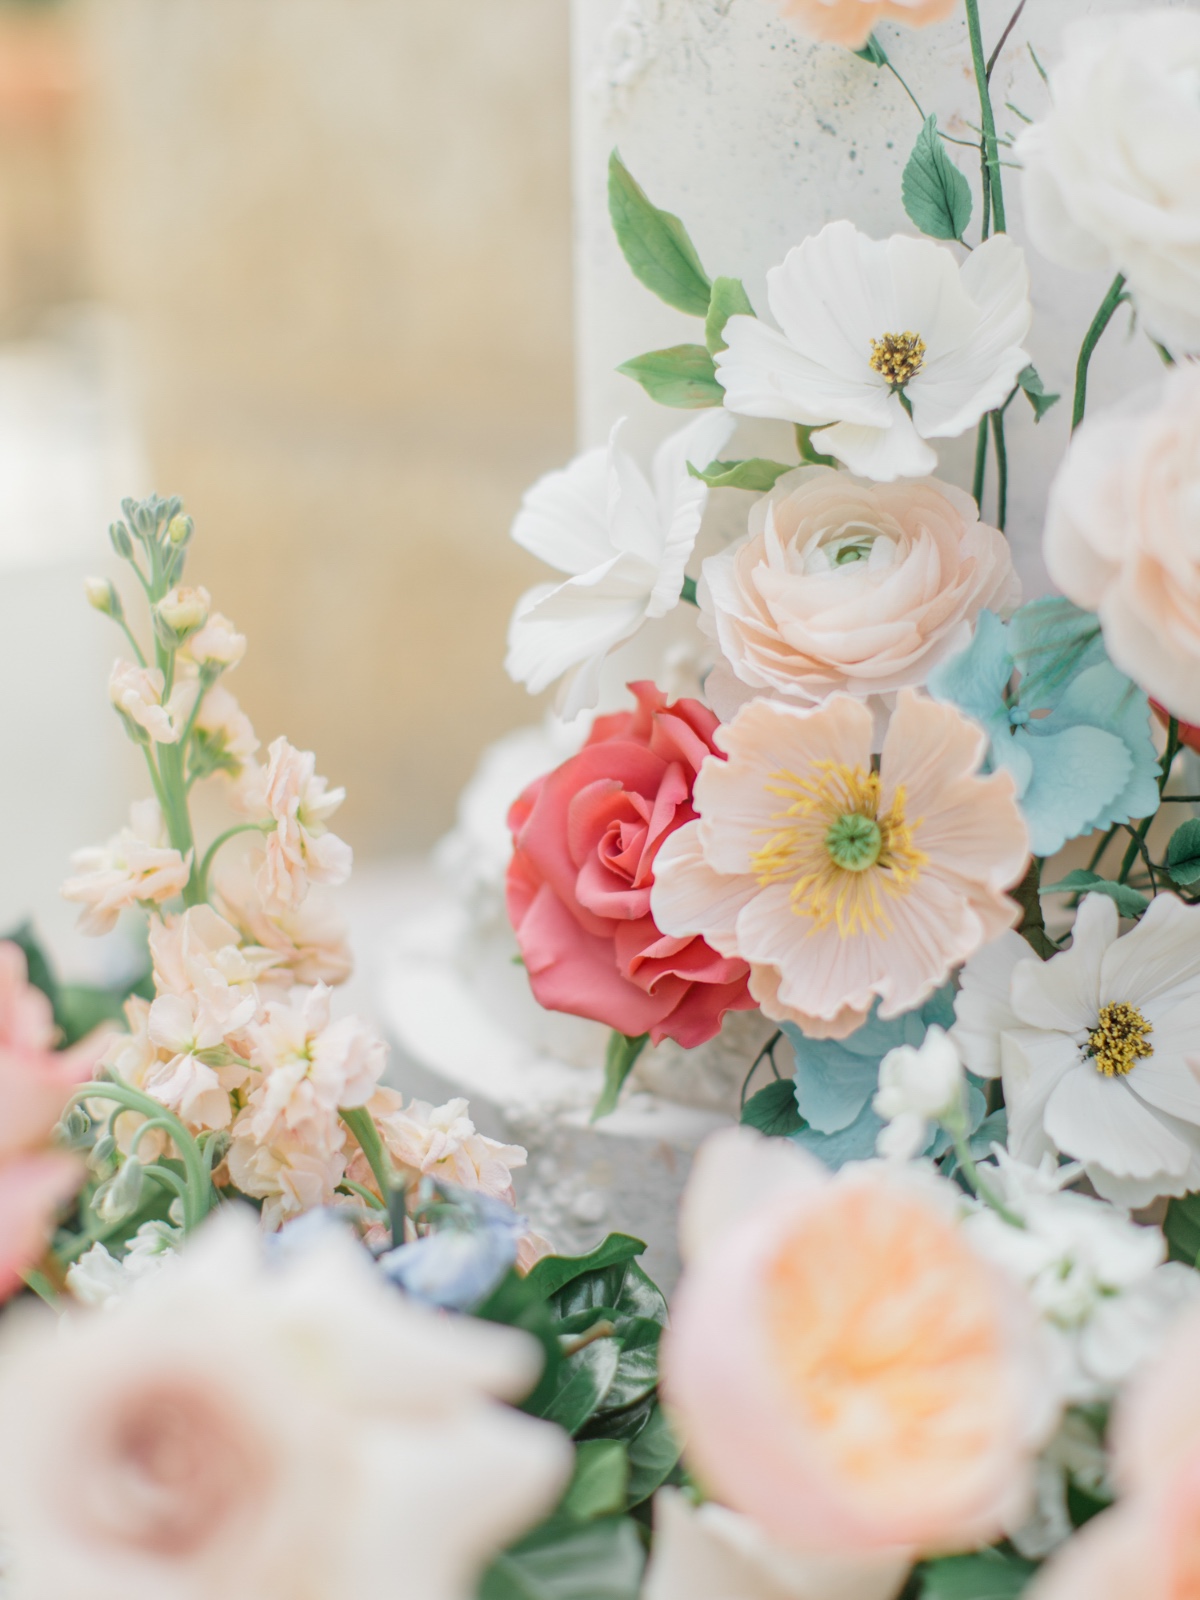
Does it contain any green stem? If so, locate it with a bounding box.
[70,1082,213,1231]
[117,618,147,668]
[1072,274,1127,431]
[1117,718,1178,884]
[194,822,269,905]
[964,0,1006,233]
[338,1178,388,1212]
[972,415,989,509]
[340,1107,393,1202]
[989,409,1008,531]
[948,1116,1023,1227]
[680,576,699,607]
[21,1270,59,1308]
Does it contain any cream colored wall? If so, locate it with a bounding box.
[80,0,572,853]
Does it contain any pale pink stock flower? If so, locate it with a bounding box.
[366,1089,527,1207]
[107,660,193,745]
[773,0,956,50]
[244,737,353,910]
[214,855,353,989]
[700,467,1018,719]
[663,1128,1056,1561]
[156,584,210,635]
[148,905,274,1037]
[0,1209,570,1600]
[143,993,241,1132]
[651,691,1028,1039]
[181,609,246,669]
[225,1114,348,1231]
[193,683,260,771]
[62,800,192,936]
[246,985,385,1140]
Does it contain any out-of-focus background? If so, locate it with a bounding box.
[0,0,571,972]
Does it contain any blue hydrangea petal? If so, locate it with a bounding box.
[989,724,1035,801]
[1009,598,1105,710]
[927,609,1014,733]
[792,1097,885,1168]
[1016,722,1133,856]
[1041,662,1160,833]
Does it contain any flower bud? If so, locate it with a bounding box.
[88,1133,117,1172]
[84,577,122,619]
[167,513,194,547]
[156,584,210,637]
[875,1026,965,1124]
[94,1156,144,1225]
[108,521,133,560]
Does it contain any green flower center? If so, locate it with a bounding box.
[824,812,883,873]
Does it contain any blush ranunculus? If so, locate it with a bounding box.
[700,467,1018,718]
[506,682,755,1048]
[773,0,956,51]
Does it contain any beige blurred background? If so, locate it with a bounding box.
[0,0,570,912]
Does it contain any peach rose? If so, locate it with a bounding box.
[662,1129,1056,1559]
[700,467,1018,719]
[774,0,957,51]
[1044,365,1200,723]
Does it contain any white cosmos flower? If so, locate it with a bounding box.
[505,409,735,718]
[951,893,1200,1207]
[714,221,1032,482]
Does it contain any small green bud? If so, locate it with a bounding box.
[84,576,123,619]
[88,1133,117,1171]
[109,521,133,560]
[167,514,194,547]
[94,1156,144,1225]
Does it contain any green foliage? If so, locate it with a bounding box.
[704,275,754,354]
[3,920,150,1047]
[740,1077,805,1137]
[918,1548,1037,1599]
[1017,364,1061,422]
[562,1441,629,1521]
[616,346,724,409]
[687,458,792,492]
[854,33,889,66]
[479,1514,646,1600]
[1039,870,1149,920]
[1165,1191,1200,1267]
[593,1032,650,1120]
[902,116,973,242]
[795,424,840,469]
[608,151,712,317]
[1167,819,1200,887]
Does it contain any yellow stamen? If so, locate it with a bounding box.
[749,760,926,938]
[869,331,926,388]
[1087,1002,1153,1077]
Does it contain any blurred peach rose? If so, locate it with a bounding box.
[1045,366,1200,723]
[701,467,1017,719]
[662,1129,1056,1559]
[774,0,956,51]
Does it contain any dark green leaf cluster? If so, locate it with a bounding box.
[4,920,151,1048]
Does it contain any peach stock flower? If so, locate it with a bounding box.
[242,738,353,910]
[651,690,1028,1039]
[214,855,353,988]
[701,467,1018,719]
[62,799,192,935]
[1044,365,1200,722]
[181,609,246,669]
[107,660,192,745]
[773,0,956,50]
[358,1090,528,1208]
[662,1129,1056,1559]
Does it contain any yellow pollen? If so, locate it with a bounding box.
[749,760,926,938]
[869,330,926,388]
[1087,1002,1153,1077]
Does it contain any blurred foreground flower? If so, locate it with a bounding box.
[772,0,955,50]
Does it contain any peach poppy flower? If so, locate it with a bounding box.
[774,0,957,50]
[651,690,1028,1039]
[662,1129,1056,1558]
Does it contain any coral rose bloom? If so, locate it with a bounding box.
[651,690,1028,1039]
[507,682,755,1047]
[663,1130,1054,1558]
[701,467,1018,716]
[774,0,956,50]
[1045,365,1200,723]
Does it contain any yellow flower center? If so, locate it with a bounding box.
[869,331,926,388]
[1087,1001,1153,1077]
[749,761,926,937]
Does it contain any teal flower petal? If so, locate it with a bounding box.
[927,608,1013,733]
[1015,723,1132,857]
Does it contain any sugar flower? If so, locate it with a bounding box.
[107,659,192,745]
[66,1221,181,1310]
[214,854,353,989]
[772,0,955,51]
[1016,9,1200,353]
[0,1208,571,1600]
[245,984,386,1138]
[663,1128,1056,1557]
[714,222,1031,481]
[644,1487,909,1600]
[953,894,1200,1207]
[62,798,192,935]
[363,1090,527,1207]
[928,600,1160,858]
[651,690,1028,1039]
[873,1024,965,1161]
[505,410,735,718]
[1043,364,1200,722]
[243,737,353,910]
[507,681,753,1047]
[379,1190,531,1313]
[700,467,1018,720]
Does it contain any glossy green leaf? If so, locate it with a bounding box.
[554,1259,667,1331]
[563,1440,629,1521]
[902,116,972,242]
[593,1031,650,1120]
[480,1513,646,1600]
[623,1402,682,1506]
[525,1235,646,1302]
[741,1077,805,1137]
[687,457,792,492]
[1167,819,1200,886]
[608,151,712,316]
[918,1548,1037,1599]
[535,1338,621,1434]
[1166,1191,1200,1268]
[616,346,724,409]
[1039,870,1149,920]
[1016,364,1060,422]
[704,275,754,354]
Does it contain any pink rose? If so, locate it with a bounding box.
[506,683,755,1048]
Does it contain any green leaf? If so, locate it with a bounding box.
[1165,1191,1200,1267]
[741,1077,805,1137]
[704,275,754,354]
[615,346,724,409]
[526,1234,646,1301]
[918,1548,1037,1600]
[3,921,60,1016]
[794,424,839,469]
[563,1440,629,1521]
[622,1402,681,1506]
[854,33,889,66]
[1167,819,1200,886]
[480,1513,646,1600]
[535,1337,621,1434]
[608,150,712,317]
[902,115,973,242]
[1016,364,1060,422]
[1039,870,1149,920]
[593,1032,650,1119]
[687,457,792,492]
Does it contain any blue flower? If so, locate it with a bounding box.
[781,987,987,1168]
[378,1189,525,1312]
[928,599,1160,858]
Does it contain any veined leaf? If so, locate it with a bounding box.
[562,1440,629,1521]
[1017,364,1060,422]
[902,115,972,242]
[741,1077,805,1137]
[704,275,754,354]
[687,457,792,491]
[616,346,724,409]
[1167,819,1200,886]
[1039,870,1148,920]
[1166,1191,1200,1267]
[480,1513,646,1600]
[608,151,712,316]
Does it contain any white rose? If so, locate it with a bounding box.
[1017,10,1200,352]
